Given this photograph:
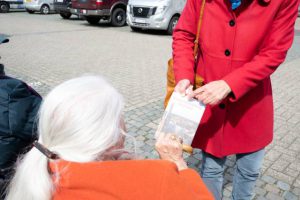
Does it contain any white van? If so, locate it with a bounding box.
[126,0,186,35]
[0,0,24,12]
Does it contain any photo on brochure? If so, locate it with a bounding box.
[156,92,206,146]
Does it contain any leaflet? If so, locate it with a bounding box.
[156,92,206,145]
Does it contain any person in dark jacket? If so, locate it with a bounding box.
[0,36,42,199]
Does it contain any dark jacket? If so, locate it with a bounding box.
[0,75,42,197]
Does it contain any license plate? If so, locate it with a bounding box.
[57,0,63,2]
[134,18,146,23]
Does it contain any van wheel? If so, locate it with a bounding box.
[40,5,50,14]
[167,16,179,35]
[111,8,126,27]
[60,12,72,19]
[86,16,100,25]
[0,2,9,13]
[26,9,35,14]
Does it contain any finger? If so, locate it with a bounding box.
[174,83,183,94]
[209,99,220,106]
[166,134,180,148]
[202,95,215,105]
[176,81,190,96]
[196,92,208,102]
[193,86,206,95]
[186,86,194,99]
[167,140,181,154]
[178,136,183,144]
[175,85,186,95]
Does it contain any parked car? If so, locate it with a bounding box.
[24,0,55,14]
[71,0,128,26]
[0,0,24,13]
[127,0,186,35]
[54,0,75,19]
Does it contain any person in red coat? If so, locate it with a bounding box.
[173,0,299,199]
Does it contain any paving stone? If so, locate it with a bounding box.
[291,188,300,196]
[265,150,282,162]
[295,179,300,188]
[225,159,236,168]
[224,173,233,182]
[226,184,233,192]
[256,179,266,187]
[283,191,298,200]
[136,135,145,141]
[222,197,231,200]
[145,139,155,146]
[280,154,297,163]
[192,152,203,161]
[271,160,290,172]
[263,159,273,169]
[146,122,159,129]
[141,144,153,152]
[265,192,284,200]
[284,168,300,178]
[265,184,280,194]
[277,181,291,191]
[226,167,235,176]
[223,188,231,198]
[256,195,268,200]
[255,186,267,196]
[261,165,268,174]
[187,156,200,166]
[188,164,200,172]
[261,175,277,184]
[264,169,295,185]
[289,162,300,172]
[288,144,300,153]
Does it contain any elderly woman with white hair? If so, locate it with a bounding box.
[5,76,213,200]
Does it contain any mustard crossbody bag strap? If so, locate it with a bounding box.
[193,0,206,60]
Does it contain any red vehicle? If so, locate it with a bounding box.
[71,0,128,26]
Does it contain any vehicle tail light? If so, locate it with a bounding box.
[96,0,103,6]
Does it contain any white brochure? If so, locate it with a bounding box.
[156,92,206,145]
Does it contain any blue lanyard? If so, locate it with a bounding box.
[230,0,242,10]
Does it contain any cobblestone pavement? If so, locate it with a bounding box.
[1,12,300,200]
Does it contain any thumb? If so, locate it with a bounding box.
[175,80,190,95]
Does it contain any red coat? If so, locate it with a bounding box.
[173,0,299,157]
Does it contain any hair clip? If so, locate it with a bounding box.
[33,141,59,160]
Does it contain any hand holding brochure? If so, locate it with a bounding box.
[156,92,206,153]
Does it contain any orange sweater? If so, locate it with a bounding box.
[50,160,213,200]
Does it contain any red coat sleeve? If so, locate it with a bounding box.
[223,0,299,101]
[172,0,198,84]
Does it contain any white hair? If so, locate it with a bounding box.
[5,75,125,200]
